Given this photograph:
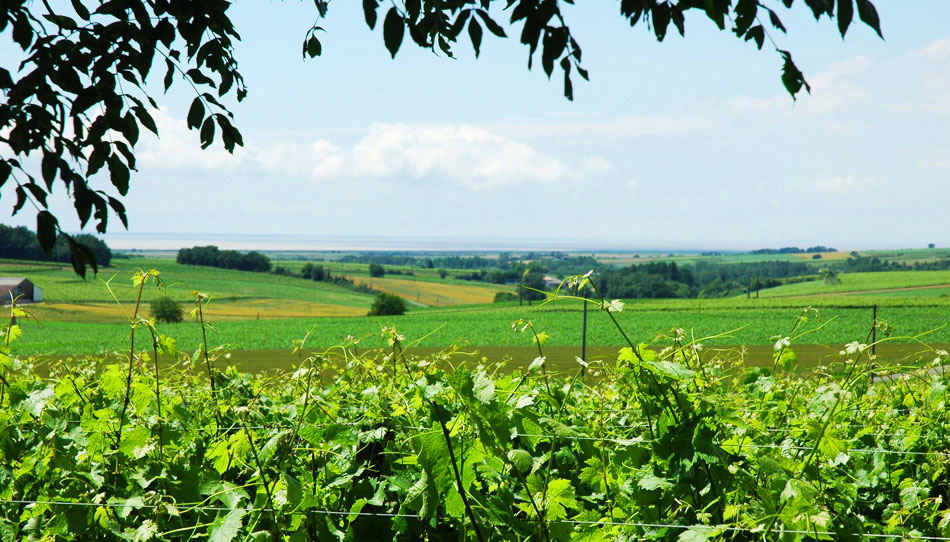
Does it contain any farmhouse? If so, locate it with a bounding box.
[0,277,43,304]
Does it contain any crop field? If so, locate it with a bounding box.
[756,270,950,297]
[12,297,950,358]
[347,274,512,306]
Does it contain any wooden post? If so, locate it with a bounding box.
[581,292,588,376]
[872,304,877,355]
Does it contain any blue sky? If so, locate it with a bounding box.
[4,2,950,250]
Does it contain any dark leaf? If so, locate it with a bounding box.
[24,183,48,207]
[41,152,57,189]
[108,196,129,229]
[561,57,573,101]
[187,98,205,130]
[132,106,158,135]
[836,0,853,37]
[66,235,98,278]
[383,7,404,58]
[406,0,420,21]
[652,3,671,41]
[780,50,811,99]
[0,160,11,189]
[745,25,765,49]
[36,210,58,255]
[363,0,379,29]
[306,36,322,58]
[855,0,882,38]
[476,9,506,37]
[767,8,787,32]
[164,59,175,91]
[200,117,215,149]
[71,0,91,20]
[670,7,686,36]
[108,154,130,196]
[13,186,29,215]
[469,19,483,58]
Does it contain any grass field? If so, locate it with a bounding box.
[2,257,515,322]
[755,270,950,297]
[11,297,950,357]
[6,256,950,367]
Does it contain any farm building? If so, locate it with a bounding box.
[0,277,42,304]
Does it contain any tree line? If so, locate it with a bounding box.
[176,246,271,272]
[0,225,112,267]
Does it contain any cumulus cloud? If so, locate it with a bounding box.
[134,115,611,190]
[138,108,243,170]
[351,123,569,189]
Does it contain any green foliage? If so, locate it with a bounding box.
[149,297,183,323]
[1,309,948,541]
[369,263,386,278]
[368,293,407,316]
[494,291,518,303]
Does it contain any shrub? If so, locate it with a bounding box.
[494,292,518,303]
[369,263,385,277]
[367,293,406,316]
[150,296,183,323]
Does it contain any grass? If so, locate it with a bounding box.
[5,257,515,323]
[755,270,950,297]
[11,297,950,356]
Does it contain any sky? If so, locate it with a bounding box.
[3,2,950,251]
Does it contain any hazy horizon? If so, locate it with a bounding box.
[96,231,938,253]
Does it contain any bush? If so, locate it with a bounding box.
[369,263,385,277]
[367,293,406,316]
[150,296,183,323]
[494,292,518,303]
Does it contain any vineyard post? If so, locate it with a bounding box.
[872,304,877,356]
[581,290,588,376]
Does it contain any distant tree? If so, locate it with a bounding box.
[494,292,518,303]
[273,266,291,276]
[812,254,822,259]
[438,268,447,279]
[150,297,183,323]
[929,243,936,249]
[369,263,385,278]
[367,293,406,316]
[300,263,325,281]
[820,268,841,285]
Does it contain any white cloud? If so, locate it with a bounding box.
[351,123,569,189]
[919,38,950,59]
[138,108,243,170]
[814,175,888,195]
[580,156,612,172]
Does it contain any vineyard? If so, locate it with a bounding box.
[2,278,950,541]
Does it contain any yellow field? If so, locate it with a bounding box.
[347,275,512,306]
[28,298,367,324]
[792,251,854,260]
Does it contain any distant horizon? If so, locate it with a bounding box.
[95,231,939,254]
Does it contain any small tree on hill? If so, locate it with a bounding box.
[369,263,385,278]
[368,293,406,316]
[929,243,936,249]
[150,297,183,323]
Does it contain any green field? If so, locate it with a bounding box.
[12,298,950,357]
[7,256,950,365]
[755,270,950,297]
